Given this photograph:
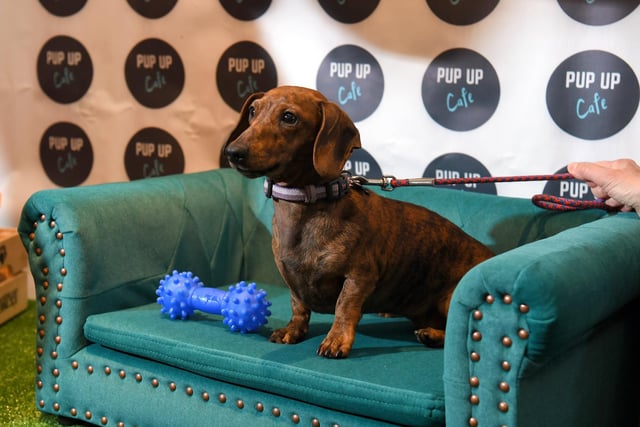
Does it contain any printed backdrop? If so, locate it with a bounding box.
[2,0,640,227]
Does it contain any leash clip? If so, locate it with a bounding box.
[349,174,397,191]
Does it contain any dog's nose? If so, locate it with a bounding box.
[224,145,248,164]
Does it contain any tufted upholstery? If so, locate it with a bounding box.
[19,168,640,426]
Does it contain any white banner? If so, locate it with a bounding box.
[1,0,639,228]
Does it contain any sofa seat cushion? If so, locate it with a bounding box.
[84,282,445,426]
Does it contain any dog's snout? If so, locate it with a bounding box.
[224,144,248,164]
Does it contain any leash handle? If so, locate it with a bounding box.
[349,172,619,212]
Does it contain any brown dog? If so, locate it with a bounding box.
[223,86,493,358]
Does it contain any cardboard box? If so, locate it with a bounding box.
[0,228,27,274]
[0,271,28,324]
[0,228,28,324]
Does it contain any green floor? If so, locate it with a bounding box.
[1,301,67,427]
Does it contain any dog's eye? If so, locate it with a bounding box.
[247,106,256,123]
[281,111,298,125]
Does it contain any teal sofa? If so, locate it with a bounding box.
[19,168,640,426]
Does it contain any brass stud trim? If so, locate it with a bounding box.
[469,394,479,405]
[60,267,67,276]
[151,378,159,388]
[104,367,111,375]
[49,220,56,228]
[88,366,94,374]
[57,283,63,291]
[272,407,281,417]
[135,373,143,382]
[85,410,92,420]
[101,416,108,425]
[472,310,483,320]
[59,248,66,256]
[119,370,126,379]
[52,368,60,377]
[471,331,482,341]
[218,393,227,403]
[498,401,509,412]
[70,408,77,416]
[42,267,49,275]
[312,419,320,427]
[39,400,45,408]
[518,329,529,340]
[202,392,210,402]
[42,281,49,290]
[56,232,63,240]
[502,336,513,347]
[501,360,511,371]
[169,382,177,391]
[469,417,478,427]
[40,214,46,222]
[53,384,59,392]
[503,294,513,304]
[292,414,301,424]
[37,380,43,389]
[519,303,530,313]
[55,316,63,325]
[51,351,58,359]
[499,381,510,393]
[236,399,244,409]
[470,351,480,362]
[53,403,60,411]
[36,247,43,256]
[469,376,479,387]
[255,403,264,412]
[118,422,125,427]
[485,294,494,304]
[186,387,193,396]
[72,361,79,369]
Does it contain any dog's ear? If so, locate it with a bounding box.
[219,91,265,167]
[313,101,361,180]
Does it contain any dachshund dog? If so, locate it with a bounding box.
[223,86,493,358]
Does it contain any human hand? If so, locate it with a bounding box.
[568,159,640,215]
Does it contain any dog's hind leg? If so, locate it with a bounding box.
[414,327,446,347]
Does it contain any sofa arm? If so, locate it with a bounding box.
[18,169,267,359]
[444,212,640,426]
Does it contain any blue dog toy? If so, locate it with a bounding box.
[156,270,271,334]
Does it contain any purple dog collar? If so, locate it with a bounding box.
[264,175,350,203]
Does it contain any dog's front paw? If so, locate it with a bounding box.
[269,325,307,344]
[415,327,445,347]
[316,333,354,359]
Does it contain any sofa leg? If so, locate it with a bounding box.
[57,416,91,426]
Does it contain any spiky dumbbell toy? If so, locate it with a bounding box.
[156,270,271,334]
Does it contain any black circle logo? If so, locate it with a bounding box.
[127,0,178,19]
[39,0,87,16]
[546,50,639,140]
[558,0,639,26]
[344,149,382,178]
[125,39,185,108]
[316,45,384,122]
[543,166,595,201]
[216,41,278,112]
[422,48,500,131]
[37,36,93,104]
[318,0,380,24]
[40,122,93,187]
[426,0,500,25]
[219,0,271,20]
[423,153,496,194]
[124,128,185,180]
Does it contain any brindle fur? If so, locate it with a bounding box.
[223,86,493,358]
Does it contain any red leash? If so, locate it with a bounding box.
[349,173,619,212]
